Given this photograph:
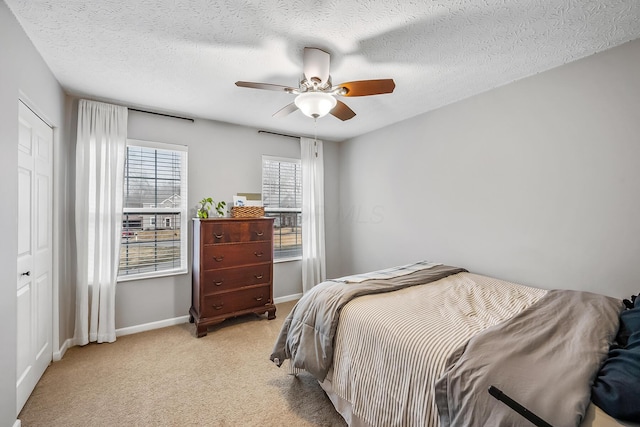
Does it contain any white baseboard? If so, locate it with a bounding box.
[274,293,302,304]
[55,297,301,358]
[13,419,22,427]
[54,316,191,359]
[115,315,190,337]
[115,296,301,337]
[116,295,300,336]
[53,337,74,362]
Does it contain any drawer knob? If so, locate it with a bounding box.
[214,281,223,286]
[213,256,224,262]
[212,303,224,310]
[214,232,224,239]
[254,230,264,236]
[254,251,263,257]
[255,274,263,280]
[255,296,263,302]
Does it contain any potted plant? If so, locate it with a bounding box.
[197,197,226,218]
[213,200,227,217]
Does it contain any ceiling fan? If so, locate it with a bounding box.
[235,47,395,121]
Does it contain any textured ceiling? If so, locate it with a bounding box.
[5,0,640,141]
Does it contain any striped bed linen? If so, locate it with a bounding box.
[271,264,465,380]
[328,272,547,427]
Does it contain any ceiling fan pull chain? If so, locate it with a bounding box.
[314,118,318,157]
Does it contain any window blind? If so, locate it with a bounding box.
[119,140,188,280]
[262,156,302,259]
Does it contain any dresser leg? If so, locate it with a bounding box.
[196,324,208,338]
[267,307,276,320]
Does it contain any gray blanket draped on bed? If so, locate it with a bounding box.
[270,264,467,381]
[434,289,624,427]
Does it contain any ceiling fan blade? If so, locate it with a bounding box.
[273,102,299,118]
[338,79,396,97]
[303,47,330,85]
[235,81,295,92]
[330,100,356,121]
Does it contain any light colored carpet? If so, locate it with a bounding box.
[18,301,347,426]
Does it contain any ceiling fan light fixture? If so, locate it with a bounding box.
[294,92,337,118]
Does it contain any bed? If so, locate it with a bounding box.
[271,262,639,427]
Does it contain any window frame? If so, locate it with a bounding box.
[262,155,302,262]
[118,138,189,282]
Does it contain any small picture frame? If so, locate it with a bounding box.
[233,195,247,207]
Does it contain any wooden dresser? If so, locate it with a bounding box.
[190,217,276,337]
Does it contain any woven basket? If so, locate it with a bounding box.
[231,206,265,218]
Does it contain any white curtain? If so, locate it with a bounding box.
[74,99,127,345]
[300,137,326,293]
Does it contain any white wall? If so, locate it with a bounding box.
[322,135,342,279]
[101,109,340,328]
[0,2,68,424]
[338,39,640,298]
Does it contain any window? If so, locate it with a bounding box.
[262,156,302,260]
[119,139,188,280]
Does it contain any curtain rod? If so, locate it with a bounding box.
[129,108,194,122]
[258,130,299,139]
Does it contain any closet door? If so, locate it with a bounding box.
[16,101,53,415]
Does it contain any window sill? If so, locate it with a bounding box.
[274,257,302,264]
[117,268,188,283]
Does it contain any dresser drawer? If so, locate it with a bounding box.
[202,264,271,294]
[201,285,271,318]
[203,241,272,270]
[202,220,272,245]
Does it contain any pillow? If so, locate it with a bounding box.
[591,297,640,421]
